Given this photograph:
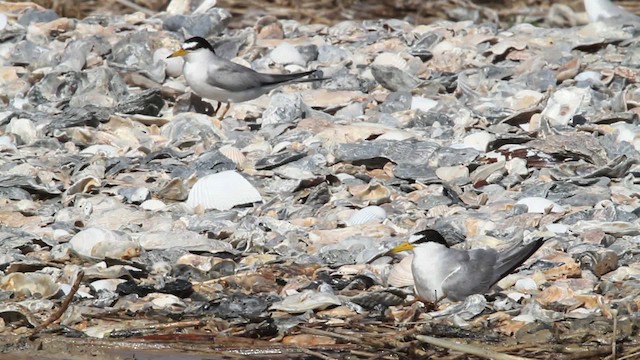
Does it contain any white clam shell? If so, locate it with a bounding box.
[153,47,184,78]
[90,279,127,293]
[373,52,409,72]
[387,255,414,288]
[186,170,262,211]
[140,199,166,211]
[345,206,387,226]
[69,227,139,259]
[514,277,538,292]
[516,197,565,213]
[270,42,306,66]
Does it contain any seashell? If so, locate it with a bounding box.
[373,52,409,72]
[153,47,183,78]
[348,183,392,205]
[218,144,247,165]
[411,96,438,112]
[575,71,602,85]
[514,277,538,292]
[80,145,121,157]
[463,131,496,152]
[157,178,189,201]
[0,303,41,327]
[387,255,414,287]
[186,170,263,211]
[147,293,186,311]
[270,290,341,313]
[90,279,127,293]
[270,42,306,66]
[541,87,589,128]
[471,161,506,183]
[516,197,565,213]
[176,253,216,272]
[436,165,469,182]
[0,272,60,299]
[345,206,387,226]
[64,176,101,201]
[536,285,576,306]
[69,227,134,259]
[140,199,166,211]
[90,240,141,259]
[6,118,37,145]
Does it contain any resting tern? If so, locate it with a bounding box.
[390,229,544,303]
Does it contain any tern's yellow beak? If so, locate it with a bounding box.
[167,49,188,58]
[388,242,416,254]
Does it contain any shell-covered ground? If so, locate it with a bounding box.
[1,0,640,359]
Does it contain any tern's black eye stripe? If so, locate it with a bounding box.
[182,36,216,53]
[412,229,450,248]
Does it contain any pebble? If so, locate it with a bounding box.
[0,2,637,355]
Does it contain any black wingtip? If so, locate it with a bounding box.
[491,237,545,287]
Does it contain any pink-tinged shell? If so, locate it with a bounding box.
[219,145,247,165]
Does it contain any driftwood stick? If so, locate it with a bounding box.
[415,335,532,360]
[114,0,155,15]
[297,347,337,360]
[30,270,84,339]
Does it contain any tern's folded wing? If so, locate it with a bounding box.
[442,248,497,301]
[206,61,265,92]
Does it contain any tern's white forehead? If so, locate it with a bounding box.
[182,41,199,50]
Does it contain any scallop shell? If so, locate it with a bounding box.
[345,206,387,226]
[373,52,409,72]
[387,255,414,288]
[186,170,263,210]
[219,145,247,165]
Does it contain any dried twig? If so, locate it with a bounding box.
[300,327,364,344]
[297,347,337,360]
[415,335,532,360]
[30,270,84,340]
[114,0,155,15]
[617,346,640,360]
[109,319,205,337]
[612,310,618,360]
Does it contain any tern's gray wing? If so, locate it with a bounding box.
[206,59,316,92]
[205,60,266,92]
[441,248,498,301]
